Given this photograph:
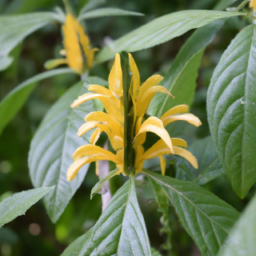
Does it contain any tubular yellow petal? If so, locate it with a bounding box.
[159,156,166,175]
[137,74,163,100]
[135,116,143,135]
[108,53,123,97]
[136,86,174,117]
[135,145,145,174]
[85,111,124,137]
[62,14,84,74]
[134,117,173,153]
[95,161,99,176]
[250,0,256,11]
[90,128,101,144]
[162,113,202,127]
[173,146,198,169]
[44,59,67,70]
[128,53,140,98]
[72,144,121,162]
[77,121,100,137]
[160,104,189,120]
[71,93,124,124]
[171,138,188,147]
[67,154,120,181]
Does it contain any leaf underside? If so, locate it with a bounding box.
[29,77,105,223]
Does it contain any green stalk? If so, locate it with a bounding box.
[121,52,134,176]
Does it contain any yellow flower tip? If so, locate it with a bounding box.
[250,0,256,11]
[67,158,87,181]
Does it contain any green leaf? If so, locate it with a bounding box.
[176,136,223,186]
[0,12,58,70]
[150,178,172,251]
[96,10,244,63]
[0,56,13,71]
[143,169,240,256]
[78,8,143,20]
[218,193,256,256]
[0,187,53,228]
[79,0,106,15]
[148,20,224,117]
[90,169,120,199]
[61,177,151,256]
[28,77,105,223]
[151,248,163,256]
[214,0,239,11]
[0,68,73,136]
[207,25,256,198]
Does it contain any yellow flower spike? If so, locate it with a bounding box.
[250,0,256,11]
[71,93,124,124]
[136,86,174,117]
[134,117,174,153]
[108,54,123,97]
[160,104,189,120]
[159,156,166,175]
[162,113,202,127]
[90,128,101,144]
[137,74,164,100]
[128,53,140,99]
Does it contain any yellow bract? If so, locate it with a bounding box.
[67,53,202,181]
[250,0,256,11]
[45,13,98,74]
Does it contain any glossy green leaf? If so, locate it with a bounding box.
[62,177,151,256]
[29,77,105,223]
[96,10,244,63]
[207,25,256,198]
[143,169,240,256]
[214,0,239,11]
[150,178,172,251]
[218,193,256,256]
[148,20,224,117]
[78,8,143,20]
[0,187,53,228]
[176,136,223,186]
[90,169,120,199]
[0,12,58,70]
[0,68,73,136]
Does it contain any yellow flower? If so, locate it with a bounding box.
[44,13,98,74]
[67,53,202,181]
[250,0,256,11]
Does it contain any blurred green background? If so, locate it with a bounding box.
[0,0,253,255]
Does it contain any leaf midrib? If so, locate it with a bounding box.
[144,172,230,234]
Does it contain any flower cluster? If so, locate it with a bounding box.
[45,12,97,74]
[67,53,202,181]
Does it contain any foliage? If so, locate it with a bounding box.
[1,0,256,255]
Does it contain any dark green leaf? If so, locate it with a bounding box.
[214,0,239,11]
[79,0,106,15]
[0,187,53,228]
[0,12,58,70]
[29,77,105,223]
[62,177,151,256]
[218,193,256,256]
[207,25,256,198]
[0,68,73,136]
[176,136,223,186]
[78,8,143,20]
[150,179,172,251]
[90,169,120,199]
[96,10,244,63]
[151,248,163,256]
[0,56,13,71]
[143,169,240,256]
[148,20,224,117]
